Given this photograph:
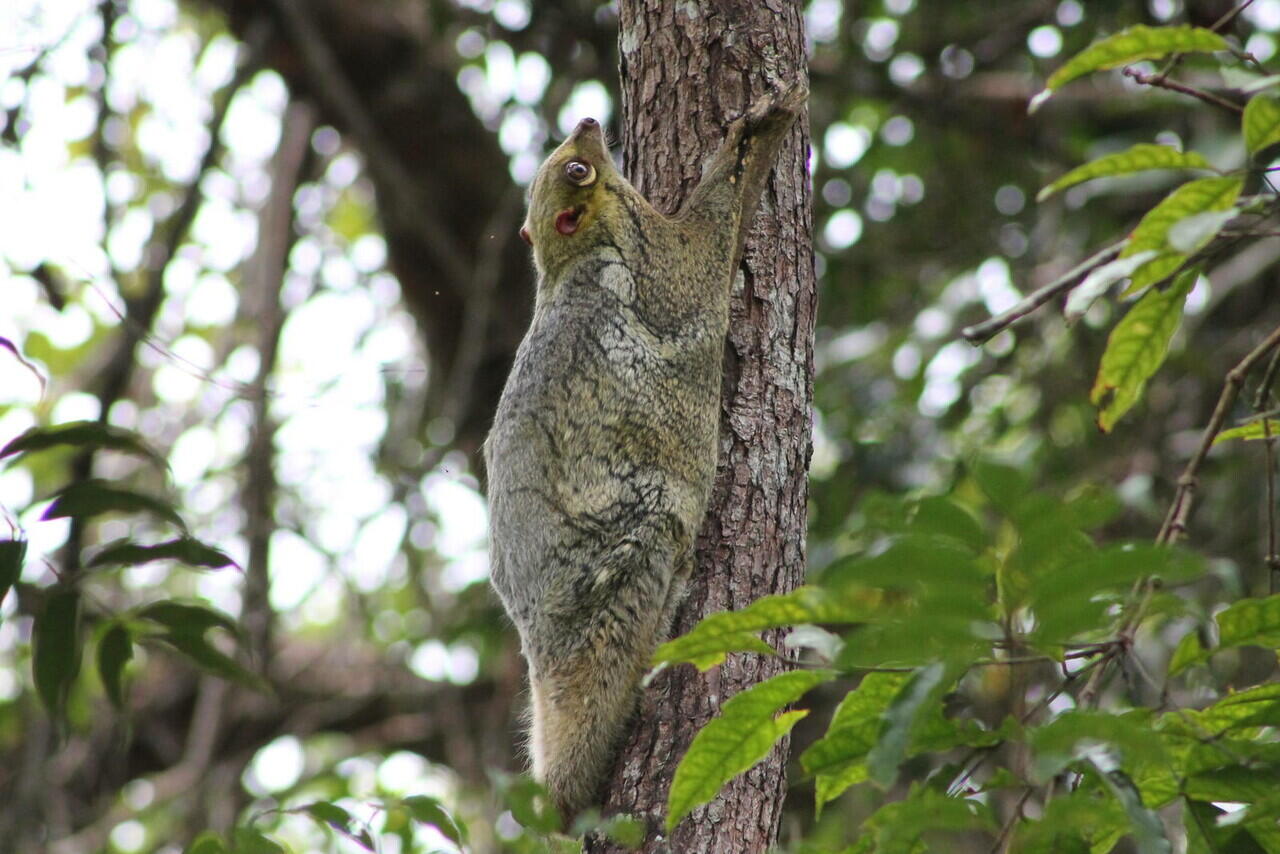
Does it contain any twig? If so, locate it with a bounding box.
[1150,0,1258,84]
[1255,347,1280,587]
[1122,67,1243,114]
[89,0,124,289]
[1076,644,1124,710]
[1210,0,1259,41]
[48,679,230,854]
[1220,229,1280,238]
[241,100,316,665]
[945,651,1111,796]
[1078,326,1280,703]
[961,240,1125,344]
[1158,323,1280,544]
[1265,417,1278,592]
[991,787,1035,854]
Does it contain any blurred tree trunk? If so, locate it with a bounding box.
[588,3,815,852]
[203,0,548,456]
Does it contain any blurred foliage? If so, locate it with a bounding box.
[1,0,1279,852]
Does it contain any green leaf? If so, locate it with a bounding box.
[970,459,1031,519]
[1062,484,1124,530]
[0,420,166,467]
[1091,269,1196,432]
[42,479,186,530]
[1168,594,1280,675]
[301,800,351,828]
[33,586,82,719]
[1222,67,1280,93]
[493,772,561,834]
[826,534,986,595]
[801,672,907,813]
[800,672,1004,815]
[0,538,26,608]
[1065,250,1160,323]
[1169,682,1280,735]
[1244,95,1280,153]
[184,832,228,854]
[1038,144,1213,202]
[1028,710,1169,782]
[860,785,996,851]
[1092,763,1172,854]
[590,814,645,848]
[1215,419,1280,444]
[231,829,285,854]
[89,537,237,571]
[402,795,466,846]
[1014,787,1128,853]
[0,336,46,396]
[1217,595,1280,648]
[97,622,133,708]
[1042,25,1227,94]
[908,496,986,553]
[1184,800,1270,854]
[138,600,239,634]
[1185,767,1280,803]
[1119,176,1242,296]
[1168,631,1208,678]
[667,669,833,829]
[1028,543,1203,644]
[298,802,374,851]
[1169,209,1238,254]
[153,628,269,693]
[137,601,265,692]
[654,587,863,670]
[867,661,947,787]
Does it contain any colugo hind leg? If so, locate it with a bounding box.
[526,539,681,821]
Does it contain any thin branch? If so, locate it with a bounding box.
[1074,326,1280,703]
[1153,0,1260,83]
[48,680,230,854]
[1255,346,1280,585]
[961,240,1125,344]
[1210,0,1259,41]
[241,99,316,664]
[945,651,1111,796]
[1122,67,1243,114]
[1265,416,1278,590]
[991,787,1035,854]
[1159,323,1280,544]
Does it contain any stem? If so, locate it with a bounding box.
[1255,347,1280,587]
[961,240,1125,344]
[1158,323,1280,544]
[1122,67,1243,114]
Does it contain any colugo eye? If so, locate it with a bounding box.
[564,159,596,186]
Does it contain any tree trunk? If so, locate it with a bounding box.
[588,3,815,852]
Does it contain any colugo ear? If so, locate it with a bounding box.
[519,225,532,246]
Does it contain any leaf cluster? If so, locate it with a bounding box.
[1,421,255,722]
[658,463,1280,852]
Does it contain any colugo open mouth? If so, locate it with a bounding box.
[555,205,585,235]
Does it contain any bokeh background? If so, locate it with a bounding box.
[1,0,1278,851]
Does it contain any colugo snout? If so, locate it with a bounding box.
[518,116,603,248]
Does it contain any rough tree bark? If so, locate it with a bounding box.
[588,3,814,852]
